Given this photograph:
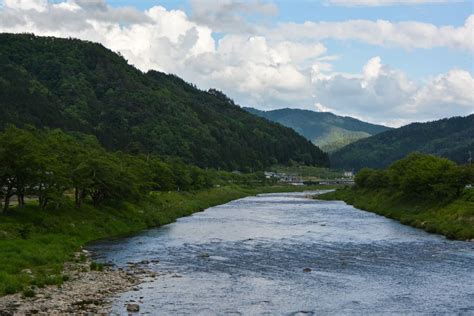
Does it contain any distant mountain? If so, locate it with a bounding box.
[331,114,474,170]
[0,33,329,170]
[245,107,391,152]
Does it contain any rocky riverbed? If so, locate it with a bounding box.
[91,192,474,315]
[0,249,158,315]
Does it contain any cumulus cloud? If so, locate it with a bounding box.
[326,0,463,6]
[0,0,472,126]
[311,57,474,126]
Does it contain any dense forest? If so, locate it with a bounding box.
[331,115,474,170]
[245,107,391,152]
[0,33,328,171]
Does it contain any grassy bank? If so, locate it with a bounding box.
[0,184,324,296]
[317,187,474,241]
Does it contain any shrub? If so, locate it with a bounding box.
[22,288,35,298]
[90,262,104,271]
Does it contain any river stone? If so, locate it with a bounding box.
[126,303,140,312]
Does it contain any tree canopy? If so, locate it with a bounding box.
[354,153,474,202]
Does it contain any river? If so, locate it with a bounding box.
[88,191,474,315]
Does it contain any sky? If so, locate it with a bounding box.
[0,0,473,126]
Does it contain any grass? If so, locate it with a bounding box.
[317,187,474,241]
[0,184,327,296]
[90,262,104,271]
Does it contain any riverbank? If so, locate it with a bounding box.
[0,184,328,302]
[0,249,153,314]
[317,187,474,240]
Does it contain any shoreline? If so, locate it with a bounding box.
[0,249,156,315]
[317,188,474,241]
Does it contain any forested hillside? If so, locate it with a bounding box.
[0,33,328,170]
[245,107,390,152]
[331,115,474,170]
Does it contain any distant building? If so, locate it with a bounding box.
[263,171,303,185]
[264,171,277,179]
[343,171,354,178]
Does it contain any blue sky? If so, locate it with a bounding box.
[1,0,473,125]
[105,0,473,79]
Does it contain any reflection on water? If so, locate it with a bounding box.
[89,191,474,315]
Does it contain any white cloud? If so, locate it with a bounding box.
[3,0,47,11]
[311,57,473,126]
[0,0,472,127]
[271,15,474,52]
[189,0,277,33]
[409,69,474,116]
[183,34,318,108]
[326,0,463,6]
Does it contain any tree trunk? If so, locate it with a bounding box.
[75,187,84,208]
[3,185,13,213]
[41,197,49,210]
[3,195,10,213]
[18,189,25,209]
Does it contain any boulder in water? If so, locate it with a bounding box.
[127,303,140,312]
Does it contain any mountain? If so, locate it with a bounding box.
[0,33,328,170]
[245,107,391,152]
[330,115,474,170]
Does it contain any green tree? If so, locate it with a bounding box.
[387,153,463,201]
[354,168,374,188]
[148,158,176,191]
[0,126,41,212]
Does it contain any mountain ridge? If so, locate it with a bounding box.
[330,114,474,170]
[244,107,391,152]
[0,33,329,170]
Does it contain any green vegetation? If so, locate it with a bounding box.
[0,125,231,213]
[331,114,474,170]
[90,262,104,271]
[245,107,390,153]
[0,33,330,297]
[0,33,328,170]
[318,153,474,240]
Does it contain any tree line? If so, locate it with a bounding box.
[0,126,266,213]
[354,153,474,202]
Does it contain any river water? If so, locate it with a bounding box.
[89,191,474,315]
